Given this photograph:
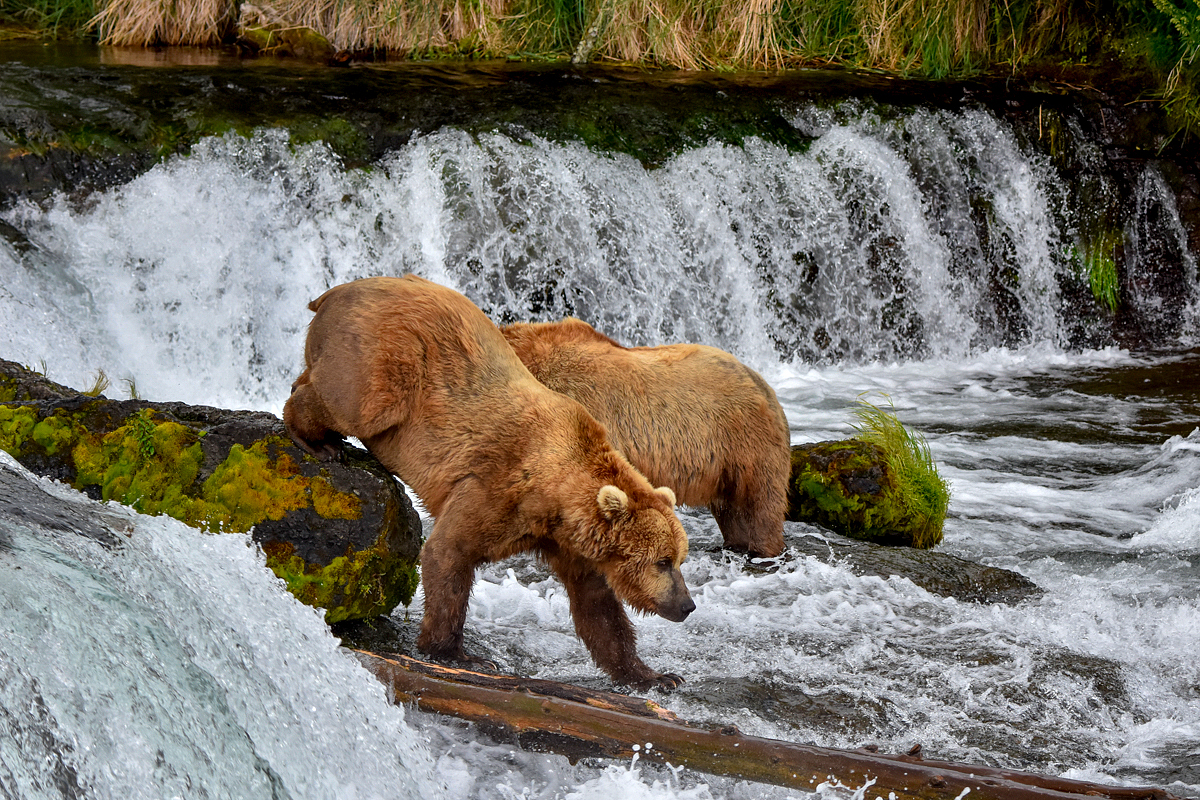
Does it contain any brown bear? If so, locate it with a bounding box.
[283,275,694,689]
[501,317,790,559]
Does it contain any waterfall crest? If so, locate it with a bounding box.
[1,101,1197,410]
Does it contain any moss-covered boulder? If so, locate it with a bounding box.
[787,438,947,549]
[0,358,421,623]
[787,398,951,548]
[238,24,336,62]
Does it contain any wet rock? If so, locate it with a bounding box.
[237,4,336,62]
[0,358,422,622]
[0,457,124,548]
[676,673,892,740]
[787,528,1042,604]
[788,440,946,549]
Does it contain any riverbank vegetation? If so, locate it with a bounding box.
[1,0,1199,136]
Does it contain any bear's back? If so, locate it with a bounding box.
[501,318,790,506]
[317,276,534,401]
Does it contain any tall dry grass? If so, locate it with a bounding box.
[599,0,705,68]
[246,0,508,53]
[719,0,784,68]
[91,0,232,44]
[78,0,1109,67]
[70,0,1200,140]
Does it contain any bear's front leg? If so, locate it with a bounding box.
[415,503,497,671]
[549,552,684,691]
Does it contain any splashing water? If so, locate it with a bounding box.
[3,94,1200,799]
[0,452,441,800]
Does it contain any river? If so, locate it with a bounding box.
[1,56,1199,800]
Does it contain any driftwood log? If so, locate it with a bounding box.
[354,649,1179,800]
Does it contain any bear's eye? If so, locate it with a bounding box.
[656,557,674,571]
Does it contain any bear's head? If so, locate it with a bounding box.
[591,484,695,622]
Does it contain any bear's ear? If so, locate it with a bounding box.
[597,484,629,520]
[654,486,677,508]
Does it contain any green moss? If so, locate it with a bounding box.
[1,404,365,534]
[289,117,371,165]
[1,399,417,621]
[68,409,207,519]
[0,404,38,451]
[30,413,82,456]
[263,541,419,623]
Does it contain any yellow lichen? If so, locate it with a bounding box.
[199,443,312,531]
[310,473,362,519]
[0,404,37,450]
[0,401,414,621]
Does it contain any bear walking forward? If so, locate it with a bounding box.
[502,318,791,558]
[284,275,694,688]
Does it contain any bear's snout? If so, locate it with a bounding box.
[656,567,695,622]
[658,594,696,622]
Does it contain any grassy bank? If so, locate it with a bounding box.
[2,0,1199,136]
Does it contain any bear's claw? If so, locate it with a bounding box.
[631,672,685,692]
[288,432,345,462]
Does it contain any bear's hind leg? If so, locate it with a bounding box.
[548,551,683,691]
[283,378,346,460]
[711,485,786,559]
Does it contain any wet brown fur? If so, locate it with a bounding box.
[283,275,693,688]
[502,317,790,558]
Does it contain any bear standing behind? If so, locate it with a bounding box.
[283,275,694,689]
[502,318,791,559]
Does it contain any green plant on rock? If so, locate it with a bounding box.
[128,407,157,459]
[850,395,950,547]
[1073,224,1122,313]
[1087,250,1120,314]
[84,370,110,397]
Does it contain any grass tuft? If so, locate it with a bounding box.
[1083,226,1122,313]
[850,395,950,548]
[83,369,111,398]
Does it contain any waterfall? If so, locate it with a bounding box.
[0,454,441,800]
[1,99,1197,412]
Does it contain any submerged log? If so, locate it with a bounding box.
[355,649,1179,800]
[0,358,422,622]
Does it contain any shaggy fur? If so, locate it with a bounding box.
[284,275,694,688]
[502,317,791,558]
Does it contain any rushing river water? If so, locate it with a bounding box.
[2,62,1200,800]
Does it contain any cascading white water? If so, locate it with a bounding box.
[1127,167,1200,339]
[0,453,441,800]
[5,101,1195,411]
